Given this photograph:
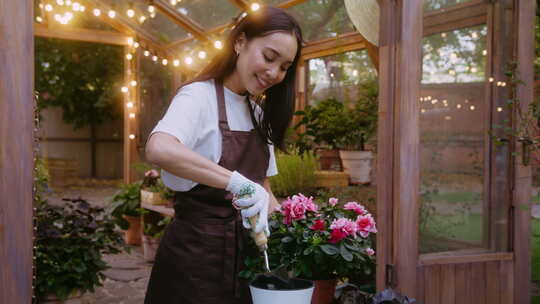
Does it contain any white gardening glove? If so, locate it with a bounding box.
[226,171,270,235]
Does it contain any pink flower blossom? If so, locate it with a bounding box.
[356,214,377,238]
[281,194,318,225]
[328,197,339,207]
[145,169,159,178]
[365,248,375,256]
[310,219,326,231]
[329,229,347,244]
[330,218,358,239]
[343,202,368,215]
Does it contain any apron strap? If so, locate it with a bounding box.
[215,79,230,131]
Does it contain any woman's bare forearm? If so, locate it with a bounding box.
[145,132,232,189]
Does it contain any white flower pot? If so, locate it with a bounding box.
[250,277,314,304]
[339,150,374,184]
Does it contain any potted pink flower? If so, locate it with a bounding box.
[140,169,173,206]
[263,194,377,304]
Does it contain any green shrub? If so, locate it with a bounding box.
[269,150,318,197]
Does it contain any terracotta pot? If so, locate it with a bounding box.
[318,149,342,171]
[123,215,142,245]
[311,279,337,304]
[142,235,161,262]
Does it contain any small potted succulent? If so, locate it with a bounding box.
[140,169,174,206]
[109,182,143,245]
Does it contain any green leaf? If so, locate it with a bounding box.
[339,244,353,262]
[320,244,339,255]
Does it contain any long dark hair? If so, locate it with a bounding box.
[179,6,303,151]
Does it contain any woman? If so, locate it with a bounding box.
[144,7,303,304]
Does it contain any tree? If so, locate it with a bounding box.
[35,37,124,177]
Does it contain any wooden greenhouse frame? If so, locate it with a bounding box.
[0,0,536,303]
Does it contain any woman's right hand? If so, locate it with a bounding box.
[226,171,269,234]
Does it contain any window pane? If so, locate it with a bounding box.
[307,50,377,105]
[424,0,475,12]
[419,26,490,254]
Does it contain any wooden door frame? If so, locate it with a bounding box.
[376,0,535,301]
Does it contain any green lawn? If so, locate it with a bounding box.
[532,219,540,303]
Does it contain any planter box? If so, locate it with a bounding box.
[314,171,349,188]
[141,189,167,206]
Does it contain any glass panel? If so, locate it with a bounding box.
[424,0,475,12]
[139,55,175,148]
[174,0,240,30]
[419,25,490,254]
[307,49,377,106]
[287,0,355,41]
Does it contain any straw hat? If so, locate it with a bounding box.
[344,0,380,46]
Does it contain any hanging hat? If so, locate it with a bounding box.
[344,0,380,46]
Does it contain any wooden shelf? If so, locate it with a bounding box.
[141,202,175,217]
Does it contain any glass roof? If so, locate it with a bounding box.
[174,0,241,30]
[33,0,360,47]
[287,0,355,41]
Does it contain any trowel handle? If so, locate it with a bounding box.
[249,215,267,250]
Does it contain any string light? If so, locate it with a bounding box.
[126,102,134,108]
[127,8,135,18]
[497,107,503,112]
[80,5,85,12]
[152,55,158,62]
[93,8,101,16]
[108,10,116,18]
[162,59,168,66]
[36,16,43,23]
[126,53,133,60]
[129,113,136,119]
[352,70,358,77]
[457,104,462,109]
[251,2,261,11]
[133,42,140,48]
[45,4,53,11]
[170,0,177,5]
[129,134,136,140]
[185,56,193,65]
[130,80,137,87]
[121,86,129,93]
[470,105,475,111]
[56,0,64,5]
[198,51,207,59]
[66,0,72,5]
[173,59,180,67]
[421,109,426,113]
[139,15,147,23]
[214,40,223,49]
[72,2,81,11]
[489,77,494,82]
[482,50,487,56]
[148,5,155,13]
[445,116,452,120]
[127,37,134,45]
[144,50,150,57]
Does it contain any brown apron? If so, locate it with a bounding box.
[144,79,270,304]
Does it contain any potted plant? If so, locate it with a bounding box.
[109,182,143,245]
[243,194,377,304]
[294,98,348,171]
[35,198,126,303]
[141,210,171,262]
[336,79,378,184]
[140,169,174,206]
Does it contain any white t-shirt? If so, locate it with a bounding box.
[150,79,278,192]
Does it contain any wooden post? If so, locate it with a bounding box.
[376,0,422,297]
[512,0,535,303]
[0,0,34,302]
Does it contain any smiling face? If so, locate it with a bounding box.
[227,31,298,96]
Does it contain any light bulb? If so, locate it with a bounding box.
[162,59,168,66]
[497,107,503,112]
[126,53,133,60]
[130,80,137,87]
[93,8,101,16]
[45,4,53,11]
[129,134,135,140]
[173,59,180,67]
[126,102,134,108]
[129,113,136,119]
[251,3,260,11]
[127,9,135,18]
[184,56,193,65]
[144,50,150,57]
[139,15,146,23]
[127,37,134,45]
[148,5,155,13]
[121,86,128,93]
[198,51,206,59]
[214,40,223,49]
[108,10,116,18]
[170,0,177,5]
[56,0,64,5]
[133,42,140,48]
[72,2,80,11]
[36,16,43,23]
[152,55,158,62]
